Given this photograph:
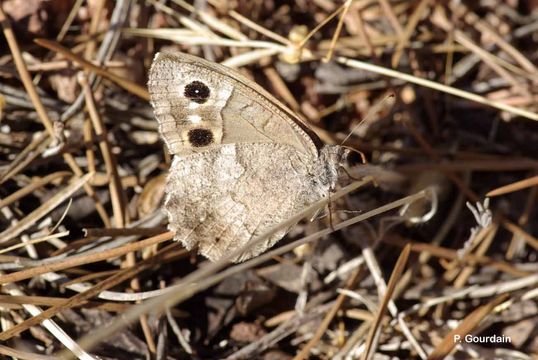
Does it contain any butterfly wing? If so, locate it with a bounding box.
[148,51,343,262]
[148,52,321,157]
[164,142,331,262]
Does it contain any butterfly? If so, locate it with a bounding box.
[148,52,347,262]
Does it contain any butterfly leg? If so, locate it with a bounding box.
[340,166,362,183]
[327,191,336,232]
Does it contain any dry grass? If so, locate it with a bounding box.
[0,1,537,359]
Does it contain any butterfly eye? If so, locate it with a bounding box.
[184,81,210,104]
[188,128,214,147]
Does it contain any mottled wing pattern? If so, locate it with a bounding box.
[164,143,330,262]
[148,51,344,262]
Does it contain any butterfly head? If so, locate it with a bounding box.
[319,145,350,191]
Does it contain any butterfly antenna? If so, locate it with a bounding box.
[340,92,395,146]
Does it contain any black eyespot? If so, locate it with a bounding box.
[184,81,210,104]
[188,128,213,147]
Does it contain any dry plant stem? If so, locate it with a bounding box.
[335,322,370,359]
[392,0,432,68]
[427,294,509,360]
[46,201,70,237]
[146,0,219,41]
[448,1,537,74]
[68,212,167,257]
[400,287,479,316]
[178,3,248,42]
[0,344,58,360]
[468,273,538,299]
[70,185,428,353]
[124,28,288,51]
[0,9,110,226]
[335,56,538,121]
[60,0,130,121]
[396,159,538,172]
[1,273,96,359]
[79,73,126,228]
[377,0,404,37]
[264,310,297,327]
[347,9,378,65]
[130,268,156,352]
[394,277,538,347]
[83,0,106,60]
[90,173,138,187]
[0,231,69,255]
[84,227,166,237]
[299,4,346,49]
[0,242,181,341]
[74,252,187,300]
[34,39,150,100]
[34,248,189,303]
[0,232,174,284]
[442,225,493,282]
[384,236,530,278]
[0,171,71,209]
[227,302,336,360]
[262,65,301,112]
[395,183,466,298]
[444,30,455,84]
[55,181,373,301]
[0,295,131,313]
[0,134,51,186]
[81,65,156,352]
[166,308,192,354]
[26,60,126,72]
[361,242,427,359]
[55,0,84,42]
[293,267,361,360]
[323,0,353,62]
[362,244,411,360]
[0,174,92,244]
[0,11,51,135]
[126,256,155,350]
[506,185,537,259]
[453,224,498,289]
[502,221,538,250]
[83,118,97,174]
[228,10,289,45]
[324,255,365,284]
[486,174,538,197]
[401,118,538,251]
[432,6,531,96]
[60,269,119,288]
[523,287,538,301]
[338,290,377,316]
[221,48,281,68]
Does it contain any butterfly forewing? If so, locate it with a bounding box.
[148,52,319,157]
